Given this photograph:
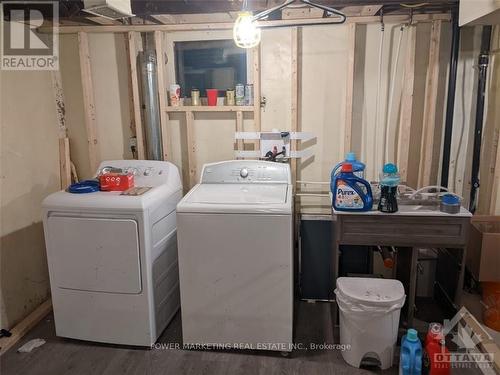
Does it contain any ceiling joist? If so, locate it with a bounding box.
[12,0,456,28]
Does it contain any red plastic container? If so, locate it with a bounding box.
[206,89,218,106]
[424,323,450,375]
[99,173,134,191]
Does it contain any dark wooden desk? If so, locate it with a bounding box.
[332,206,471,326]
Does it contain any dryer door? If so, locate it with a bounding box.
[46,216,142,294]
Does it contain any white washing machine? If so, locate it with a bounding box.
[42,160,182,346]
[177,160,293,352]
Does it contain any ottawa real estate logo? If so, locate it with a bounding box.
[442,307,495,373]
[1,1,59,70]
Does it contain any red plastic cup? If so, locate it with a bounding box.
[206,89,218,106]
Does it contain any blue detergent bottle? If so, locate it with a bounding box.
[332,163,373,212]
[400,329,422,375]
[331,152,366,179]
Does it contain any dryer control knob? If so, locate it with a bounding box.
[240,168,249,178]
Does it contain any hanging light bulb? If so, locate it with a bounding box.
[233,11,261,49]
[232,0,346,48]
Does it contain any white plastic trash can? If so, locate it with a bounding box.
[335,277,406,370]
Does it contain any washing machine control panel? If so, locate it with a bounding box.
[201,161,291,184]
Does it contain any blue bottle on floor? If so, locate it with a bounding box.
[331,163,373,212]
[400,329,422,375]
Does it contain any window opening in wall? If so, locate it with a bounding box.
[174,40,247,97]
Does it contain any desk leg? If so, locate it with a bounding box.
[408,247,418,327]
[454,246,467,307]
[332,216,340,292]
[332,218,340,328]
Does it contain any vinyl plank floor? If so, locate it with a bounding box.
[0,301,405,375]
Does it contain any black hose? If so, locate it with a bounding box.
[469,26,493,213]
[440,7,460,188]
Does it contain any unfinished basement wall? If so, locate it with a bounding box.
[161,22,447,197]
[297,25,349,213]
[298,22,451,212]
[0,68,59,329]
[450,25,500,214]
[59,34,91,179]
[163,29,257,186]
[59,33,133,180]
[449,26,483,209]
[89,33,133,164]
[57,21,498,214]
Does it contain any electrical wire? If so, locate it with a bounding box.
[361,73,368,167]
[374,18,385,173]
[400,3,430,8]
[393,26,414,171]
[384,24,405,164]
[451,56,467,194]
[408,185,451,199]
[398,184,417,193]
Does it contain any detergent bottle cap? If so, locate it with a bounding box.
[429,322,443,335]
[383,163,398,174]
[345,152,357,162]
[406,329,419,342]
[428,323,444,342]
[341,163,353,173]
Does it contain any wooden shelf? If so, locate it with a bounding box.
[164,105,255,112]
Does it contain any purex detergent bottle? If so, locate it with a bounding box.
[331,152,366,179]
[331,163,373,212]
